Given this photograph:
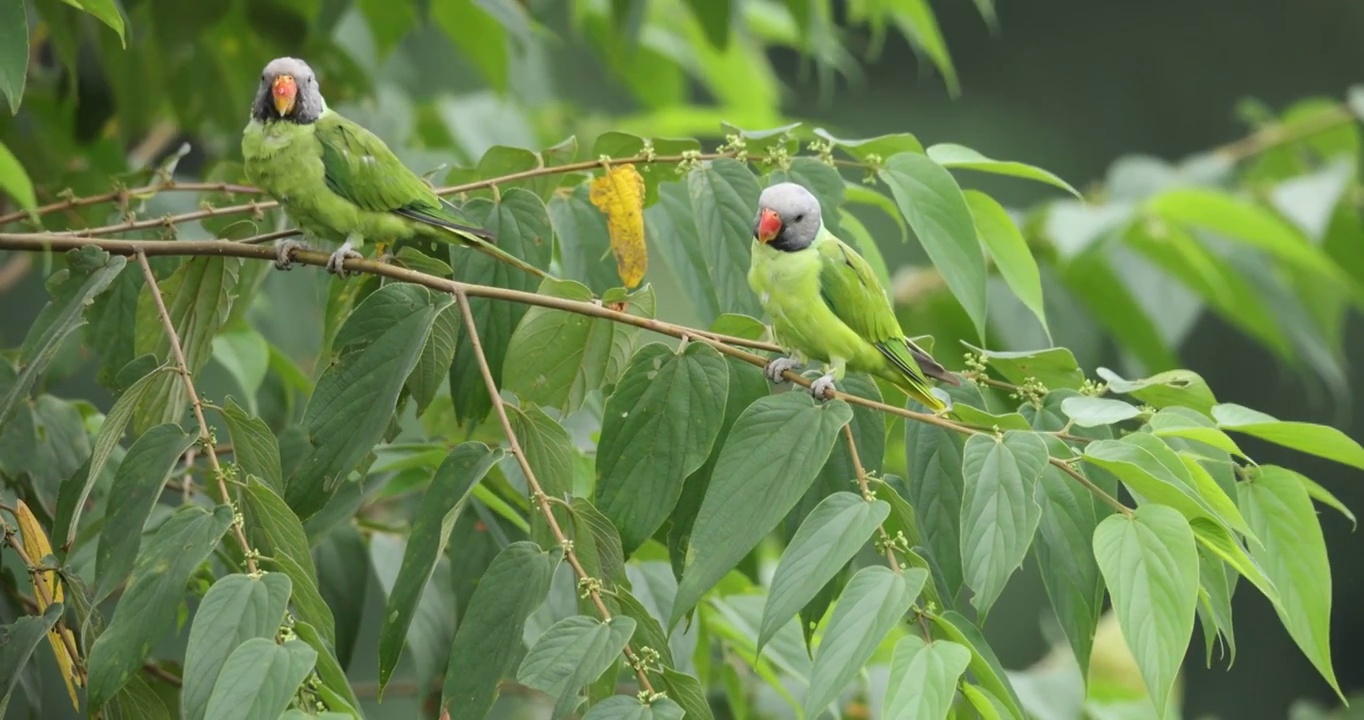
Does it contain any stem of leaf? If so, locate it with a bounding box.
[842,424,901,573]
[135,251,259,573]
[451,288,659,697]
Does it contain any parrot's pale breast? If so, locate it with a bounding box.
[242,115,417,243]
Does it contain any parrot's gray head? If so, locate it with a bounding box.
[754,182,822,252]
[252,57,325,124]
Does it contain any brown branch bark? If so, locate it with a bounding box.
[135,251,260,571]
[452,289,659,696]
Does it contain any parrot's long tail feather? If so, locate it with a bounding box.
[440,226,553,280]
[905,339,960,386]
[395,208,496,241]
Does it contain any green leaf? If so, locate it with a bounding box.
[672,393,853,626]
[357,0,416,56]
[211,323,269,413]
[1034,465,1107,676]
[1146,188,1355,290]
[509,402,575,505]
[442,542,558,718]
[431,0,509,89]
[1196,550,1237,667]
[609,585,673,668]
[450,191,554,422]
[551,187,620,295]
[517,615,637,717]
[805,566,926,717]
[0,140,34,208]
[0,605,61,717]
[709,313,768,341]
[684,0,731,48]
[1060,249,1176,372]
[1188,517,1277,603]
[649,181,722,323]
[929,611,1025,719]
[904,411,967,600]
[241,477,336,646]
[887,0,959,94]
[221,397,284,494]
[882,635,972,720]
[928,144,1081,197]
[379,442,501,690]
[596,342,729,554]
[1148,407,1245,459]
[294,620,364,716]
[203,638,317,720]
[961,683,1013,720]
[287,283,449,517]
[504,279,615,413]
[94,424,198,602]
[407,302,459,417]
[962,344,1086,391]
[583,696,687,720]
[0,248,125,430]
[67,0,126,46]
[688,159,764,318]
[1212,403,1364,472]
[570,497,630,587]
[0,0,27,114]
[959,431,1048,617]
[132,257,242,433]
[181,574,292,720]
[769,156,847,234]
[814,128,924,162]
[1060,396,1142,428]
[1092,505,1199,718]
[1097,367,1216,415]
[87,505,233,709]
[1083,439,1220,526]
[880,152,988,339]
[759,492,890,651]
[1241,466,1342,699]
[1296,472,1356,529]
[52,365,166,550]
[964,190,1049,337]
[661,668,715,720]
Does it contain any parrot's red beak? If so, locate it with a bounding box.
[755,208,782,244]
[272,75,297,116]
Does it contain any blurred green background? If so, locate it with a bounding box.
[2,0,1362,717]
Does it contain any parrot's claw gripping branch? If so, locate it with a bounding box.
[763,356,803,383]
[810,374,838,400]
[274,238,308,270]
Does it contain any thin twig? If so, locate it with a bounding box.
[1051,456,1130,516]
[452,288,658,696]
[843,424,901,572]
[135,251,259,572]
[0,181,264,227]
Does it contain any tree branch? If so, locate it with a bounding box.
[452,289,659,696]
[0,233,1131,515]
[842,424,901,572]
[135,251,259,572]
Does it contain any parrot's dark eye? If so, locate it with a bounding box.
[794,213,805,223]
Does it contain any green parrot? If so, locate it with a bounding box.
[242,57,548,278]
[747,182,959,411]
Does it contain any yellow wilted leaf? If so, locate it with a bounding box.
[589,163,647,288]
[15,500,82,709]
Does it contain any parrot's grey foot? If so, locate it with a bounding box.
[810,373,837,400]
[274,239,307,271]
[764,356,803,384]
[326,243,363,276]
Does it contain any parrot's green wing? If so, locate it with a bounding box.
[816,234,953,391]
[314,113,492,240]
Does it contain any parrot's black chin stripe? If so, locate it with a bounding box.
[251,93,322,125]
[766,228,807,253]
